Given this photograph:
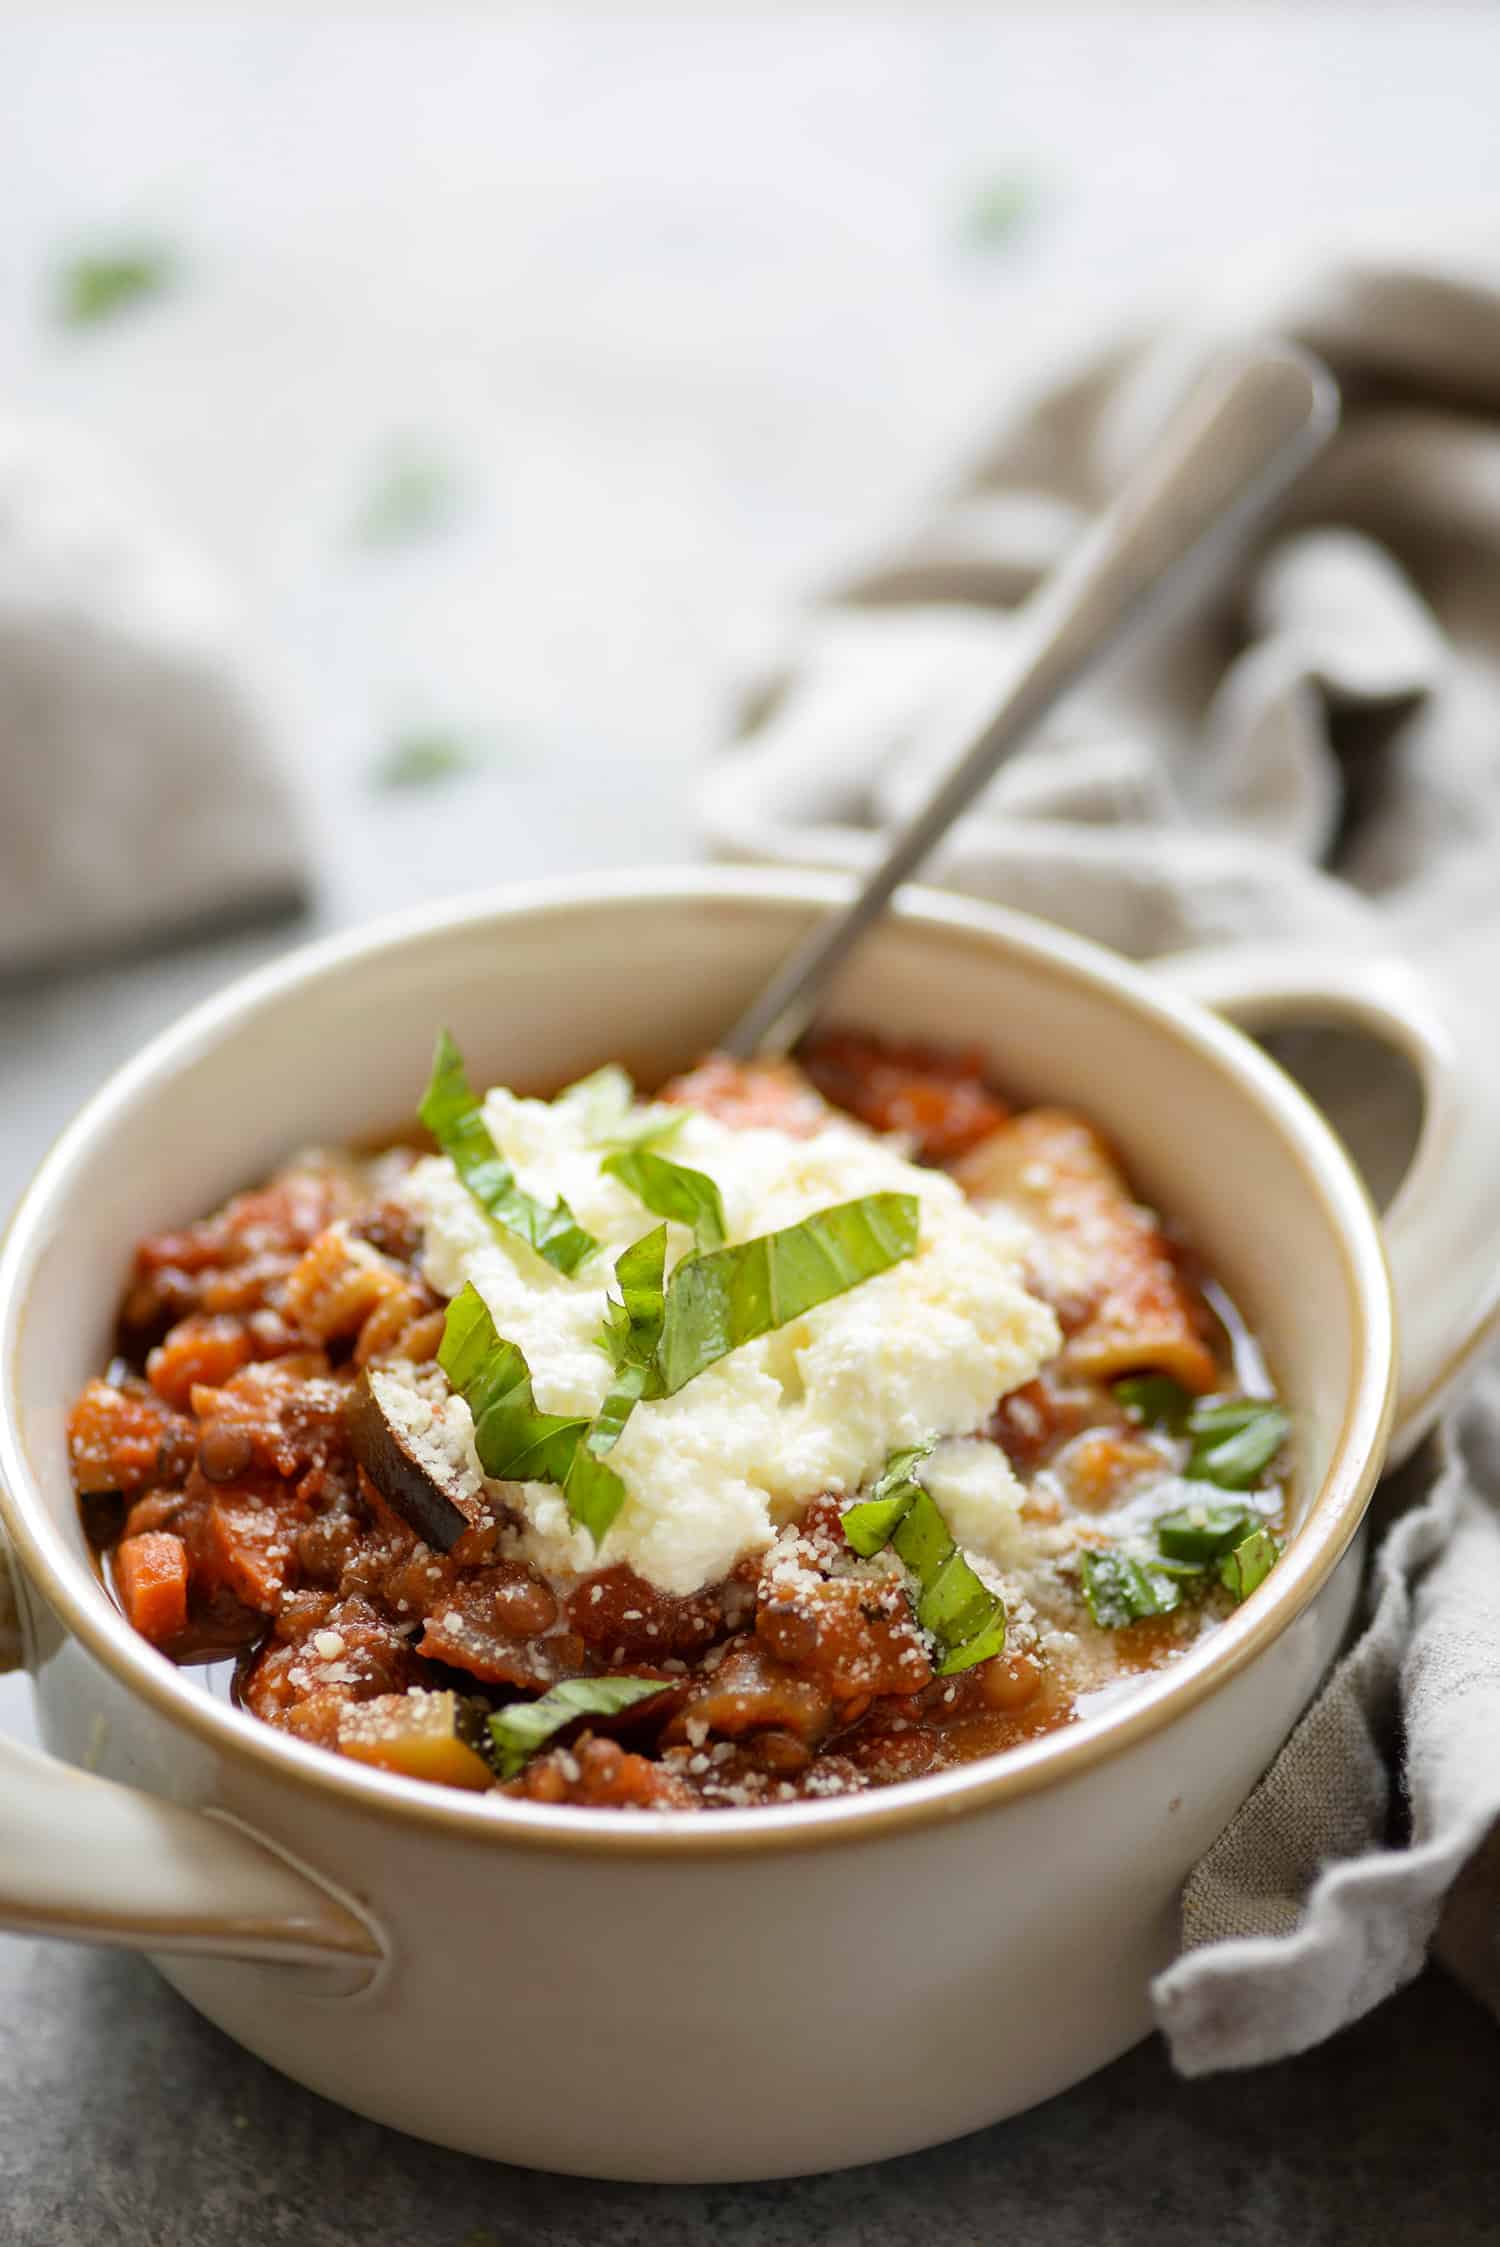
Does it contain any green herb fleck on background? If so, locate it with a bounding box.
[53,243,178,329]
[371,730,493,792]
[354,450,461,546]
[956,175,1041,254]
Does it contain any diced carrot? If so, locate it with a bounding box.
[147,1315,256,1409]
[201,1494,295,1612]
[67,1378,190,1496]
[115,1531,189,1646]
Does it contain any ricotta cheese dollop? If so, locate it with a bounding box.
[399,1084,1060,1597]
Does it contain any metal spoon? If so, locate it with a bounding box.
[721,342,1339,1061]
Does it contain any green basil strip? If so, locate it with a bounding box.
[1219,1527,1280,1603]
[1186,1399,1289,1490]
[1155,1500,1261,1564]
[554,1066,687,1152]
[603,1148,727,1252]
[842,1442,934,1555]
[1078,1548,1184,1629]
[439,1237,669,1549]
[439,1285,589,1483]
[1114,1374,1193,1433]
[589,1228,668,1446]
[554,1064,634,1130]
[489,1676,670,1780]
[842,1443,1006,1676]
[559,1445,628,1545]
[596,1226,668,1380]
[421,1031,597,1275]
[658,1193,920,1396]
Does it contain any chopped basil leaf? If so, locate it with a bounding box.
[554,1066,687,1152]
[589,1228,668,1448]
[489,1676,669,1780]
[560,1444,629,1545]
[1114,1380,1289,1488]
[957,175,1039,253]
[354,450,460,546]
[604,1148,726,1252]
[1079,1548,1184,1628]
[842,1442,934,1556]
[55,243,177,327]
[1186,1399,1289,1490]
[843,1443,1006,1675]
[438,1284,627,1541]
[657,1193,920,1396]
[581,1355,651,1455]
[597,1227,668,1376]
[1114,1374,1193,1433]
[439,1285,590,1484]
[420,1030,597,1275]
[373,731,492,792]
[1156,1500,1261,1563]
[555,1064,634,1130]
[1219,1527,1280,1603]
[1084,1500,1284,1625]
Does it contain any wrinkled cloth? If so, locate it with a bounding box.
[705,246,1500,2069]
[0,413,306,973]
[1157,1386,1500,2070]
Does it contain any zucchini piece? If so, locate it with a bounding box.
[337,1689,494,1790]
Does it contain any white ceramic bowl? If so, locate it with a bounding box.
[4,871,1499,2182]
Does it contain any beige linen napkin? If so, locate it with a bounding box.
[705,247,1500,2070]
[0,414,306,973]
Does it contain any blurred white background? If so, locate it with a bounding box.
[4,7,1498,921]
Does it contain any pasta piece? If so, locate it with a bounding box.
[954,1110,1219,1394]
[280,1224,441,1364]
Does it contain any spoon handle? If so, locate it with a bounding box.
[721,343,1339,1061]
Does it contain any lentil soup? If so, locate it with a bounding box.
[69,1032,1290,1812]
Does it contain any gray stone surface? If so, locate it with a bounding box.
[1,1937,1496,2247]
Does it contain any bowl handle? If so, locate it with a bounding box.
[1155,945,1500,1461]
[0,1706,382,1977]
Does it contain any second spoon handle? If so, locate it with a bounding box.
[721,342,1339,1061]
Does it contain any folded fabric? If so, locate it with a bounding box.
[705,244,1500,2071]
[1157,1385,1500,2069]
[0,413,307,973]
[706,247,1500,961]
